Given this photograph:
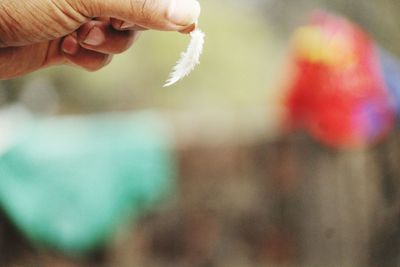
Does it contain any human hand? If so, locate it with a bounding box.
[0,0,200,79]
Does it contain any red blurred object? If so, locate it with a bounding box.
[284,11,395,148]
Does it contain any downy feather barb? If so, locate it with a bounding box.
[164,29,205,87]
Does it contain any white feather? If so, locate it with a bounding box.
[164,29,205,87]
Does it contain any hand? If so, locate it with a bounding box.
[0,0,200,79]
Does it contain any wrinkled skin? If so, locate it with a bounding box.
[0,0,200,79]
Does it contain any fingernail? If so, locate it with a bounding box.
[83,27,105,46]
[120,21,136,30]
[62,35,79,55]
[179,23,196,34]
[167,0,201,26]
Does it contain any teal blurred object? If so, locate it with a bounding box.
[0,109,176,254]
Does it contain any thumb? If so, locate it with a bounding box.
[77,0,201,31]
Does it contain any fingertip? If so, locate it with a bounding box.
[167,0,201,27]
[83,54,113,72]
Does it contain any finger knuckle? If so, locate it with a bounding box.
[135,0,159,22]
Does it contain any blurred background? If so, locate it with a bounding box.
[1,0,400,266]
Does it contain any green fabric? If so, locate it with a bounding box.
[0,112,176,254]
